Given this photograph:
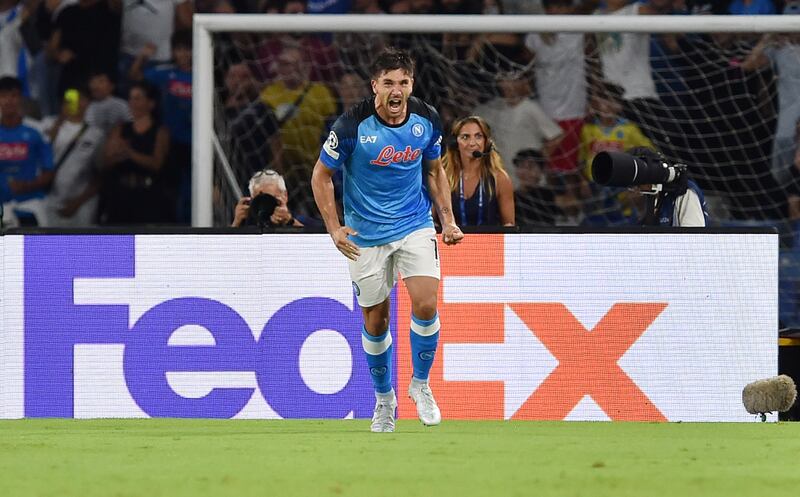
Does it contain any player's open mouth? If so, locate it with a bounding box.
[388,98,402,111]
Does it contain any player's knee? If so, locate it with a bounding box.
[413,297,438,321]
[364,315,390,335]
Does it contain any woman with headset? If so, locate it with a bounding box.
[441,115,515,226]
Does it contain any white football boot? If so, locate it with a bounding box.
[408,378,441,426]
[370,392,397,433]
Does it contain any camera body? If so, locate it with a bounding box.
[247,193,280,228]
[591,150,688,194]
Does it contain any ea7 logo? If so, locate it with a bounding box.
[360,136,377,144]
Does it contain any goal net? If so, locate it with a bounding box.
[193,14,800,322]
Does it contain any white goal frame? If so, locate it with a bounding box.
[192,13,800,226]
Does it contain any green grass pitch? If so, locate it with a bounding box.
[2,419,800,497]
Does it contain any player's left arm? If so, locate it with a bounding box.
[426,157,464,245]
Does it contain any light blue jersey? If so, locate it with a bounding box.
[319,96,442,247]
[0,124,54,203]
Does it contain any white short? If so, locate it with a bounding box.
[349,227,440,308]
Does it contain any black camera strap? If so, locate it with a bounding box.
[54,122,90,171]
[276,84,311,127]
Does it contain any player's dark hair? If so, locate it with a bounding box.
[0,76,23,93]
[369,47,415,79]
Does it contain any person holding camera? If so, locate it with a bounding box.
[231,169,303,228]
[592,147,708,227]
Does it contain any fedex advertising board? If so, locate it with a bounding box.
[0,232,778,421]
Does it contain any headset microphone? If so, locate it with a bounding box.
[471,144,494,159]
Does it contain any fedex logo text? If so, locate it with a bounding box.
[12,232,778,421]
[23,236,378,419]
[397,235,670,421]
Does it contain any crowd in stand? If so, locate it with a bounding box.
[1,0,800,230]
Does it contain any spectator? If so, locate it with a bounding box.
[260,44,336,216]
[387,0,410,12]
[223,62,260,117]
[334,0,386,77]
[224,62,283,187]
[0,76,54,226]
[0,0,33,93]
[594,0,657,102]
[498,0,543,14]
[580,83,654,225]
[742,28,800,184]
[100,81,171,224]
[409,0,435,13]
[333,70,369,115]
[685,0,730,14]
[85,70,131,134]
[438,0,483,14]
[351,0,383,12]
[669,31,785,221]
[112,0,192,94]
[728,0,775,14]
[441,115,515,226]
[254,1,342,83]
[592,0,679,156]
[306,0,350,13]
[130,28,193,222]
[525,0,589,175]
[48,0,120,97]
[28,0,70,117]
[784,119,800,217]
[472,70,563,186]
[42,86,104,226]
[581,82,654,179]
[513,148,564,227]
[231,168,304,227]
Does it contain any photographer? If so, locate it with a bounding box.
[231,169,304,228]
[592,147,708,227]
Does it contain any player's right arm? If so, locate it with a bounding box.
[311,160,360,260]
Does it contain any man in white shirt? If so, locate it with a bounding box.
[0,0,25,80]
[111,0,192,92]
[742,29,800,183]
[42,86,104,226]
[473,71,563,185]
[597,1,658,101]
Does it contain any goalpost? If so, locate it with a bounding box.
[192,13,800,228]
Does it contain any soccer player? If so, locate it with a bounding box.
[311,47,464,433]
